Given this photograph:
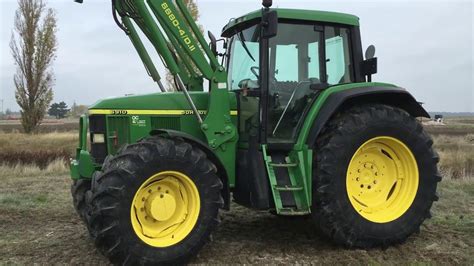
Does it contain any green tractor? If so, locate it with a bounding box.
[71,0,441,264]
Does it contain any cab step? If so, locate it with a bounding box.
[262,145,312,216]
[278,208,311,216]
[269,162,298,168]
[274,185,303,191]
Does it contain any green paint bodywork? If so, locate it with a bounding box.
[71,82,397,190]
[90,91,238,184]
[222,8,359,36]
[90,91,237,111]
[295,82,397,150]
[70,115,97,180]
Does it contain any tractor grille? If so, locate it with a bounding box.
[151,117,181,131]
[107,116,130,154]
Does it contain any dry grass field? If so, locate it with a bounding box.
[0,131,77,168]
[0,117,473,264]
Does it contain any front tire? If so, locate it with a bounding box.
[88,136,223,264]
[312,104,441,248]
[71,179,91,222]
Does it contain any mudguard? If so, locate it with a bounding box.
[304,85,430,147]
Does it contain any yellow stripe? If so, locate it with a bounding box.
[88,109,238,116]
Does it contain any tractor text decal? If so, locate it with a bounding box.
[161,3,196,52]
[111,110,128,115]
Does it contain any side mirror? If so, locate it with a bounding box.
[262,10,278,39]
[262,0,272,8]
[365,45,376,59]
[361,45,377,82]
[208,31,218,56]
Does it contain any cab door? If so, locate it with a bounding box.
[265,23,356,146]
[265,23,326,146]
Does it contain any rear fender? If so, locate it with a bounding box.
[303,85,429,147]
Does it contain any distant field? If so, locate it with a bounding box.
[0,119,78,133]
[2,116,472,179]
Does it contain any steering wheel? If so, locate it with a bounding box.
[250,66,259,79]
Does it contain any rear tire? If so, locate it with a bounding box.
[312,104,441,248]
[87,136,223,264]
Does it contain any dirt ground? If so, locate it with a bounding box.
[0,172,473,264]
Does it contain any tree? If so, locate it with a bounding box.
[69,102,88,118]
[48,101,69,119]
[10,0,57,133]
[165,0,201,91]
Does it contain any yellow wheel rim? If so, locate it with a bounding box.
[130,171,200,247]
[346,136,419,223]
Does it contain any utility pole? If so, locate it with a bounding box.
[0,99,3,116]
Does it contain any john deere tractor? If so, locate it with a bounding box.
[71,0,441,264]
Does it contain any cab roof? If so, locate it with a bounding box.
[222,8,359,37]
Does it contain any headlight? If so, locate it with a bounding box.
[92,133,105,144]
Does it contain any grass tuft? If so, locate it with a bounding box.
[433,134,474,180]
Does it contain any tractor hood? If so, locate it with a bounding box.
[88,91,237,113]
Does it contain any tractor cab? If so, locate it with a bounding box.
[219,9,375,210]
[222,9,366,146]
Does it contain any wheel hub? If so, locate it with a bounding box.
[131,171,200,247]
[346,136,419,223]
[145,191,177,222]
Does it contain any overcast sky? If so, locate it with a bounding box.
[0,0,473,112]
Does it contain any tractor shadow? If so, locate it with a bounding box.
[218,204,333,248]
[194,203,347,263]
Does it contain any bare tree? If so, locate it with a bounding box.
[10,0,57,133]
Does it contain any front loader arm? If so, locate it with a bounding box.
[75,0,237,181]
[117,0,236,146]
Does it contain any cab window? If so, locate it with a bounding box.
[325,26,353,84]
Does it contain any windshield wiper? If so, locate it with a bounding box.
[237,32,255,62]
